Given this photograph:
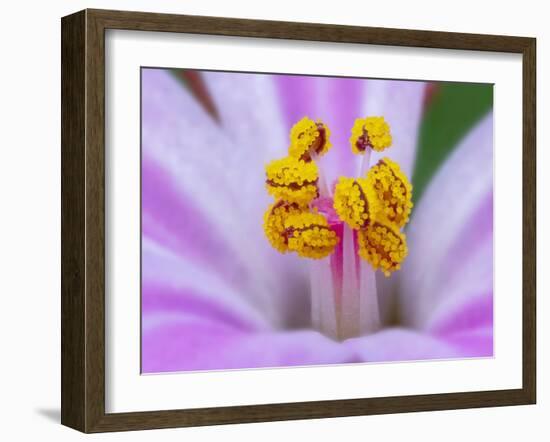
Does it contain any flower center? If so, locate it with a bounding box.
[262,116,412,340]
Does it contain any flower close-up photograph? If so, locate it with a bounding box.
[0,0,544,439]
[0,0,546,438]
[140,67,494,374]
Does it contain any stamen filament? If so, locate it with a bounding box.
[310,257,338,337]
[359,260,380,334]
[310,150,331,198]
[340,224,360,339]
[359,149,372,177]
[309,224,380,341]
[358,147,372,177]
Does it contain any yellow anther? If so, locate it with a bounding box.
[367,157,413,228]
[263,201,305,253]
[350,116,392,154]
[333,177,379,230]
[265,156,319,205]
[358,220,408,276]
[289,117,332,161]
[284,211,339,259]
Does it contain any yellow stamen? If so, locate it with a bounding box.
[367,157,413,228]
[285,212,339,259]
[265,156,319,205]
[263,201,306,253]
[358,220,408,277]
[289,117,332,161]
[333,177,379,230]
[350,116,392,154]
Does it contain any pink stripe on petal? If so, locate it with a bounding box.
[142,283,261,332]
[142,155,250,289]
[142,323,354,373]
[142,237,270,329]
[276,75,316,129]
[142,320,245,373]
[439,327,493,358]
[399,112,494,329]
[428,293,493,337]
[142,68,300,324]
[275,74,366,180]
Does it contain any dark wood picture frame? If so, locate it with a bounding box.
[61,8,536,433]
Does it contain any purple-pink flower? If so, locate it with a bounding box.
[141,68,493,373]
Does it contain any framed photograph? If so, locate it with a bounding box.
[61,9,536,433]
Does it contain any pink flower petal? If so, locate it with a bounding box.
[428,293,493,357]
[275,74,367,181]
[142,322,354,373]
[142,155,252,291]
[359,80,427,324]
[345,327,461,362]
[362,80,427,178]
[202,71,288,163]
[142,238,270,329]
[399,112,494,333]
[142,68,309,324]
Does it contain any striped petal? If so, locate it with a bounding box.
[345,327,461,362]
[143,323,355,373]
[361,80,427,178]
[398,111,494,352]
[358,80,427,324]
[142,238,269,330]
[275,74,367,181]
[202,70,315,326]
[142,68,310,326]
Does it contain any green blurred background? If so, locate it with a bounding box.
[412,82,493,204]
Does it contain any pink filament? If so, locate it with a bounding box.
[309,203,380,340]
